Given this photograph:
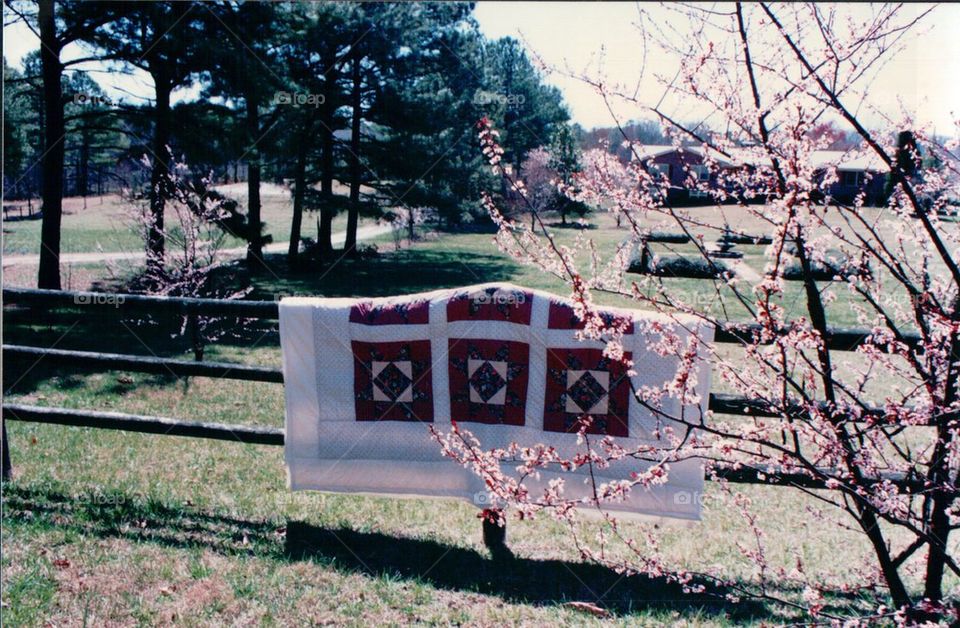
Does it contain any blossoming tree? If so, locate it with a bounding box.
[122,152,251,360]
[436,3,959,621]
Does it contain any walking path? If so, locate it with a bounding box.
[730,258,763,283]
[1,223,393,267]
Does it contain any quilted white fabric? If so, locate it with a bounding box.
[280,283,713,520]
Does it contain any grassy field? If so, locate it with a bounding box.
[2,183,360,257]
[3,204,958,625]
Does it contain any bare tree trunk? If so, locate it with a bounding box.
[288,130,308,265]
[922,486,952,602]
[793,223,913,609]
[345,50,362,256]
[148,69,172,272]
[922,333,958,602]
[317,95,335,260]
[37,0,64,290]
[320,100,334,199]
[319,209,334,261]
[78,128,90,197]
[245,91,263,266]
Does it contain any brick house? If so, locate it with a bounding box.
[631,145,739,204]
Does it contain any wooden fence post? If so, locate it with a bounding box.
[2,417,12,481]
[481,508,509,557]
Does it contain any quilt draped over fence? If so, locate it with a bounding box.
[279,283,713,520]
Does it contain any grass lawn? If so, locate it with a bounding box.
[4,204,958,625]
[2,183,362,257]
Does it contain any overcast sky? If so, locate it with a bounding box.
[4,2,959,132]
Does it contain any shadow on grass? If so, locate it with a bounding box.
[2,311,202,397]
[543,221,598,230]
[3,482,786,622]
[283,521,772,621]
[247,247,519,300]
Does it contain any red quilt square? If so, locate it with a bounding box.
[448,339,529,425]
[543,347,632,437]
[350,298,429,325]
[352,340,433,421]
[447,287,532,324]
[547,300,634,334]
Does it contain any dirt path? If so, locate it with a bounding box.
[1,223,393,268]
[730,258,763,283]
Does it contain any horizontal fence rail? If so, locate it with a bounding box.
[712,323,922,351]
[3,345,284,383]
[3,404,284,446]
[2,404,921,491]
[3,287,280,319]
[3,287,922,351]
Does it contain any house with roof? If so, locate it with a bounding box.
[629,144,889,206]
[629,144,740,204]
[810,150,888,205]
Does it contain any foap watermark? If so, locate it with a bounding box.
[473,491,497,507]
[471,288,527,306]
[272,491,327,510]
[72,92,113,107]
[473,90,525,107]
[74,293,125,308]
[271,291,317,302]
[272,91,326,108]
[671,289,728,307]
[77,489,145,507]
[673,490,709,507]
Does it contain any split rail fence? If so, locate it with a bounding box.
[1,282,924,545]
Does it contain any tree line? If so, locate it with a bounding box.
[3,1,575,289]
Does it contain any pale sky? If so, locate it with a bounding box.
[4,2,959,133]
[473,2,960,133]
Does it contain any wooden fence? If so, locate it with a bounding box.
[1,285,925,544]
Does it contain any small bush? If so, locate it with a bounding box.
[781,249,871,281]
[629,255,729,278]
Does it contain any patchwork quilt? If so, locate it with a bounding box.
[279,283,713,520]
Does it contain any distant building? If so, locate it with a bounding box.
[630,145,730,204]
[630,144,889,205]
[810,150,888,205]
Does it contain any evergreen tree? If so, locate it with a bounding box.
[5,0,122,288]
[87,1,208,270]
[203,0,286,266]
[480,37,569,170]
[2,57,40,200]
[548,123,587,225]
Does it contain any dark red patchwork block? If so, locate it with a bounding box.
[547,300,634,334]
[350,298,429,325]
[543,347,632,437]
[448,338,529,425]
[352,340,433,421]
[447,287,532,324]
